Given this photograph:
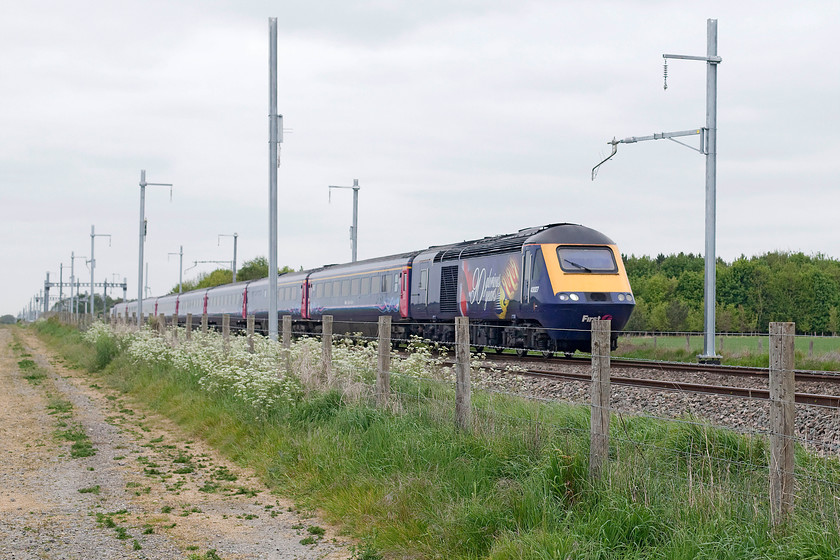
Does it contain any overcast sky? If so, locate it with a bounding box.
[2,0,839,317]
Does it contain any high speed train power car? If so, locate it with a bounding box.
[112,223,635,354]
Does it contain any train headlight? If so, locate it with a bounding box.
[569,293,580,301]
[626,294,634,302]
[558,294,569,301]
[617,293,625,302]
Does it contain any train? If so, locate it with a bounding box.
[111,223,635,354]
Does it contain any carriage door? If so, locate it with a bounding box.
[301,279,310,319]
[410,267,430,319]
[522,249,533,304]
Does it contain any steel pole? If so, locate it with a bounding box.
[70,253,75,317]
[44,273,50,313]
[179,245,183,293]
[138,170,146,326]
[351,179,359,262]
[268,17,279,341]
[90,225,96,318]
[700,19,719,362]
[232,233,238,282]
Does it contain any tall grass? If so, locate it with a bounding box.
[31,318,840,559]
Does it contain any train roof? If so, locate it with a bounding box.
[432,223,615,262]
[132,224,615,301]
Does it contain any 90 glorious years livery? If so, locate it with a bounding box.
[112,224,635,354]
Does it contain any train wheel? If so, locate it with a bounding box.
[493,347,505,355]
[541,351,554,358]
[473,346,484,353]
[515,347,528,358]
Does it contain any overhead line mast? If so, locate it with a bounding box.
[592,18,722,364]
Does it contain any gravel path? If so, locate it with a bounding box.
[0,327,353,559]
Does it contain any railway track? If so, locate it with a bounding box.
[513,354,840,383]
[474,353,840,408]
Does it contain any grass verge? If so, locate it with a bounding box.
[31,319,840,559]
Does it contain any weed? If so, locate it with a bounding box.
[78,485,101,494]
[56,425,96,458]
[199,482,219,493]
[17,358,36,370]
[160,506,173,514]
[212,466,237,482]
[300,536,317,545]
[307,526,325,535]
[47,398,73,415]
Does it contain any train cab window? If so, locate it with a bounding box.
[341,280,351,297]
[361,276,371,295]
[351,277,360,295]
[556,246,617,273]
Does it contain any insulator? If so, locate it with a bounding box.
[663,59,668,90]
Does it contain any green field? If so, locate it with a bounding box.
[616,333,840,369]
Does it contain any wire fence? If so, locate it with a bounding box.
[79,310,840,529]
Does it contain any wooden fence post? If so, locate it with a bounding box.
[770,321,795,527]
[186,313,192,341]
[157,314,166,336]
[247,315,255,353]
[132,312,137,329]
[455,316,471,432]
[322,315,333,381]
[377,316,391,407]
[282,315,292,348]
[201,313,208,334]
[222,314,230,353]
[170,314,178,345]
[282,315,292,373]
[589,318,611,480]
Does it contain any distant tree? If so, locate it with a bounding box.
[171,259,298,293]
[0,314,15,324]
[237,257,268,281]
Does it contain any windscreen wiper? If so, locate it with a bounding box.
[563,258,591,272]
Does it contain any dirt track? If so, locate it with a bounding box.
[0,326,352,559]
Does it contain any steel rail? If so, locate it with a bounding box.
[510,354,840,383]
[517,368,840,408]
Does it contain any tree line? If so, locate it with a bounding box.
[623,252,840,335]
[170,257,296,293]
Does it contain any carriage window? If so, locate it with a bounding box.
[361,276,371,295]
[315,283,323,298]
[341,280,351,297]
[394,274,400,293]
[324,282,332,298]
[556,246,617,273]
[381,275,389,293]
[351,277,360,295]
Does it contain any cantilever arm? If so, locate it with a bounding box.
[591,139,619,181]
